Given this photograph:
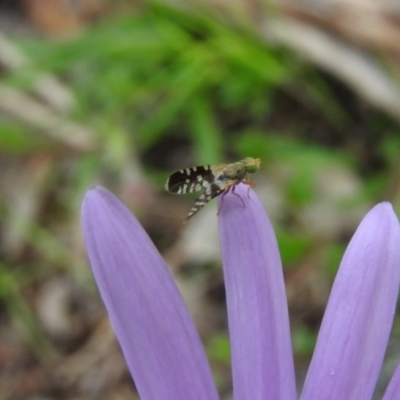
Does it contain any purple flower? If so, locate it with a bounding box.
[81,184,400,400]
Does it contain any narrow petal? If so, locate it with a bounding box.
[301,203,400,400]
[218,184,297,400]
[82,187,219,400]
[383,361,400,400]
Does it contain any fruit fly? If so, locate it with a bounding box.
[165,157,261,221]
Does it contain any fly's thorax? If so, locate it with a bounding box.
[223,162,247,180]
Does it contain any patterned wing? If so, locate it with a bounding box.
[165,165,214,194]
[185,178,237,220]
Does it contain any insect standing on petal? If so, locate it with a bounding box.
[165,157,261,221]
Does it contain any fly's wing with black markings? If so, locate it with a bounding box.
[165,165,215,194]
[185,178,237,220]
[186,183,222,220]
[165,162,238,220]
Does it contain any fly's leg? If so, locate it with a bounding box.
[243,177,256,198]
[217,181,246,215]
[231,184,246,208]
[217,188,230,215]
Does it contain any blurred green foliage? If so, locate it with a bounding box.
[1,1,400,379]
[276,229,312,267]
[324,243,347,278]
[207,332,231,364]
[14,4,290,166]
[0,121,48,154]
[0,262,51,359]
[292,323,317,357]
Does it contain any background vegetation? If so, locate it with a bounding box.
[1,1,400,398]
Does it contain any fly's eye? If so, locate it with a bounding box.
[244,158,261,173]
[245,164,258,173]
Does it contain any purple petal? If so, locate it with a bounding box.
[81,187,219,400]
[300,202,400,400]
[218,184,297,400]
